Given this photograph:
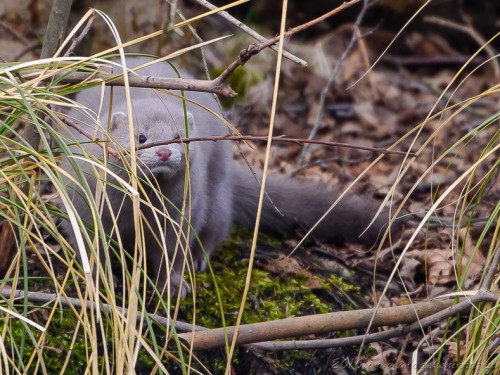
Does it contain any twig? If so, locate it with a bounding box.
[294,0,369,171]
[60,117,120,158]
[14,41,42,61]
[63,13,96,57]
[48,70,237,97]
[252,328,409,351]
[177,299,457,350]
[382,54,487,67]
[0,20,32,45]
[424,15,499,76]
[62,117,412,164]
[194,0,307,66]
[480,245,500,291]
[214,0,361,85]
[0,287,202,333]
[137,134,415,157]
[250,291,498,351]
[290,154,374,177]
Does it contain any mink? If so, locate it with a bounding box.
[60,57,404,296]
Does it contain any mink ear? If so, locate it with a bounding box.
[186,112,195,134]
[110,112,127,131]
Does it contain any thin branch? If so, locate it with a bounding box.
[61,117,413,167]
[214,0,361,85]
[60,117,120,158]
[252,325,409,352]
[294,0,369,171]
[49,71,237,97]
[480,245,500,292]
[177,299,457,351]
[382,54,487,67]
[63,14,96,57]
[0,287,202,333]
[137,134,415,157]
[194,0,307,66]
[35,1,360,99]
[424,15,499,76]
[250,291,498,351]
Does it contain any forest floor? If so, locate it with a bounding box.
[198,11,499,372]
[0,2,498,373]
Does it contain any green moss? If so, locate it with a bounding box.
[181,231,364,328]
[229,225,287,247]
[172,227,371,373]
[322,273,361,294]
[2,228,366,374]
[1,309,89,374]
[210,67,263,105]
[188,269,314,324]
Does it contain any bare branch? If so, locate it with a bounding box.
[214,0,361,85]
[178,299,456,350]
[480,245,500,292]
[424,15,499,76]
[0,287,203,334]
[59,118,414,159]
[63,13,96,57]
[50,71,237,97]
[34,1,360,99]
[251,291,498,351]
[194,0,307,66]
[295,0,369,171]
[1,288,496,353]
[60,117,120,158]
[137,134,414,157]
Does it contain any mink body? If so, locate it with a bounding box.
[61,57,402,295]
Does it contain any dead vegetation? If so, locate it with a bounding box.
[0,1,498,373]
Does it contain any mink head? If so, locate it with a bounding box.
[104,98,194,179]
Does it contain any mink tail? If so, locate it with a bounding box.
[231,165,405,246]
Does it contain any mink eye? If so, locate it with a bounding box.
[138,134,147,144]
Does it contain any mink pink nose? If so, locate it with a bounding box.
[156,148,172,161]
